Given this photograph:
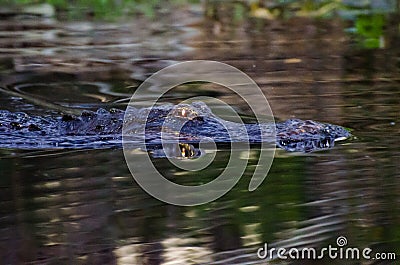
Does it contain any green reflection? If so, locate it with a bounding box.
[354,14,386,48]
[2,0,398,20]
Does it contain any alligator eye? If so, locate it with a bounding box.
[181,146,193,157]
[181,147,187,157]
[179,143,196,158]
[181,108,186,117]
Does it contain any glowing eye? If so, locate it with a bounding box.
[181,109,186,117]
[181,147,186,157]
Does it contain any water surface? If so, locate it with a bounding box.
[0,5,399,264]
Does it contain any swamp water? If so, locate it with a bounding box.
[0,3,399,264]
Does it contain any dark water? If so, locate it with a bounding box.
[0,4,399,265]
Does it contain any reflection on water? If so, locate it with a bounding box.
[0,4,399,265]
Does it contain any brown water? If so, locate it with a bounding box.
[0,4,399,265]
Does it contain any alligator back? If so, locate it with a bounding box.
[0,102,351,153]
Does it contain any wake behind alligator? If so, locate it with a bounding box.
[0,102,351,156]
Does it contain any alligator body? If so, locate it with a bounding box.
[0,102,351,155]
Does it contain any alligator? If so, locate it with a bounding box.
[0,102,351,157]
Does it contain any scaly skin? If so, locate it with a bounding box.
[0,102,351,153]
